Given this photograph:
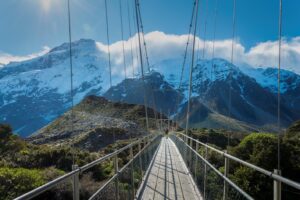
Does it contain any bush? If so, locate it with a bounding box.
[0,167,65,200]
[0,124,12,139]
[231,133,277,170]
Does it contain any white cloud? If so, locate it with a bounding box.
[0,46,50,67]
[1,31,299,75]
[100,31,300,75]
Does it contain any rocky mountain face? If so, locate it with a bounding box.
[190,59,300,129]
[105,58,300,131]
[27,95,162,151]
[1,39,300,137]
[104,71,184,115]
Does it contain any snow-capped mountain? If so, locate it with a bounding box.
[107,58,300,131]
[1,39,300,137]
[0,39,111,136]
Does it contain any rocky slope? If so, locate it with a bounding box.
[27,96,163,151]
[104,71,184,114]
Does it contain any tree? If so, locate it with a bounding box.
[0,124,12,139]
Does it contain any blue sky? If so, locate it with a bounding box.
[0,0,299,54]
[0,0,300,73]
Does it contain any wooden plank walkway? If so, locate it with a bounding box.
[137,137,202,200]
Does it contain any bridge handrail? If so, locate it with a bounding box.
[176,132,300,191]
[14,133,158,200]
[88,134,161,200]
[172,134,254,200]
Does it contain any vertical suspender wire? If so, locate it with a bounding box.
[135,0,149,131]
[105,0,112,88]
[211,0,219,80]
[127,0,135,77]
[185,0,200,135]
[228,0,236,148]
[196,1,202,61]
[175,0,197,130]
[137,3,150,72]
[105,0,115,145]
[132,0,141,76]
[136,1,159,129]
[202,0,208,59]
[119,0,127,79]
[277,0,283,171]
[67,0,75,165]
[136,0,159,131]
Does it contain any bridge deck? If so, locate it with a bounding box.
[137,137,202,200]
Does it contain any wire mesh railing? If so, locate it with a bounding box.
[14,133,162,200]
[171,132,300,200]
[170,133,254,200]
[89,134,161,200]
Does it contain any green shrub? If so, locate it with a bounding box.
[0,167,65,200]
[0,124,12,139]
[231,133,277,170]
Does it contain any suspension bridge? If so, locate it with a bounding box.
[10,0,300,199]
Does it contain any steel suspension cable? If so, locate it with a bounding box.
[127,0,135,77]
[185,0,200,135]
[228,0,236,148]
[136,0,159,130]
[138,22,159,129]
[179,1,197,90]
[277,0,283,171]
[202,0,208,59]
[132,0,141,76]
[119,0,127,79]
[67,0,75,165]
[175,0,197,129]
[135,0,149,131]
[105,0,112,88]
[136,3,150,72]
[104,0,116,145]
[211,0,219,80]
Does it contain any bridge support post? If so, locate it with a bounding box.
[138,141,143,178]
[223,151,229,200]
[189,138,193,169]
[114,155,119,200]
[194,142,199,185]
[204,146,207,199]
[72,165,80,200]
[130,146,135,199]
[184,135,188,164]
[273,169,281,200]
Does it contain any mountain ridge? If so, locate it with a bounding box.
[1,38,300,136]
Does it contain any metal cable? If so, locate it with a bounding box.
[211,0,219,80]
[202,0,209,59]
[67,0,75,165]
[277,0,283,171]
[119,0,127,79]
[185,0,200,134]
[135,0,149,131]
[175,0,197,129]
[105,0,112,88]
[228,0,236,148]
[132,0,141,76]
[136,0,159,130]
[127,0,135,77]
[104,0,115,145]
[137,3,150,72]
